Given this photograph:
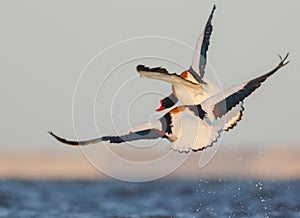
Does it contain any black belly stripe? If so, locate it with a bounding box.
[188,105,207,119]
[159,112,173,134]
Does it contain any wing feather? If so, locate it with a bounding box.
[136,65,200,89]
[212,53,289,119]
[189,5,216,82]
[49,116,178,146]
[49,129,168,146]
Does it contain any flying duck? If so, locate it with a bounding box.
[136,5,220,112]
[49,54,289,152]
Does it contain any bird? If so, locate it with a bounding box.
[136,5,220,112]
[49,53,289,153]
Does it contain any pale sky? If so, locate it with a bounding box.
[0,0,299,153]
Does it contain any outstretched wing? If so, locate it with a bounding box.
[49,117,177,146]
[188,5,216,83]
[212,53,289,120]
[136,65,200,89]
[49,129,167,146]
[191,53,289,151]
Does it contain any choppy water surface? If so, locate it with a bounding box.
[0,179,299,217]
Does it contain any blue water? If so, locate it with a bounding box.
[0,179,299,217]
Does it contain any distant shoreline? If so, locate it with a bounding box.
[1,146,299,180]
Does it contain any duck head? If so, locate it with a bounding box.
[156,95,178,112]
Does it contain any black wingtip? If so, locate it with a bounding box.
[48,131,59,140]
[209,5,216,19]
[136,65,169,74]
[136,65,145,72]
[48,131,59,139]
[48,131,82,146]
[210,5,216,14]
[278,52,290,67]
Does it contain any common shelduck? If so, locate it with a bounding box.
[49,54,289,152]
[136,5,220,112]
